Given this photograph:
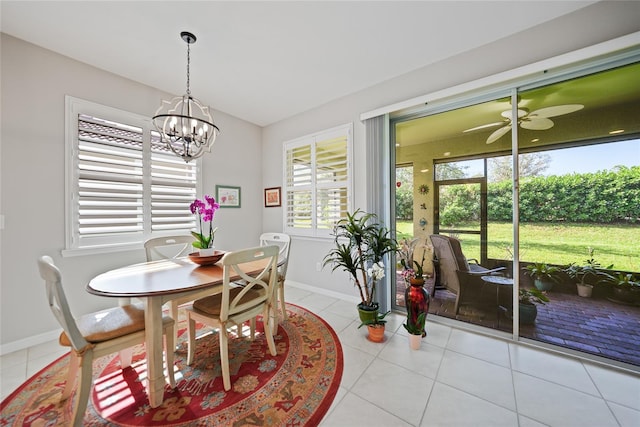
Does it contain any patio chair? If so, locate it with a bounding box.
[429,234,506,315]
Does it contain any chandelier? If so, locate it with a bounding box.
[153,31,219,162]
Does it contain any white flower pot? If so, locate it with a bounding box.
[199,247,215,256]
[576,283,593,298]
[408,333,422,350]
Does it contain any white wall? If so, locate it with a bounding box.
[261,2,640,299]
[0,34,263,351]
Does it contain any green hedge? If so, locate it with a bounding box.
[443,166,640,224]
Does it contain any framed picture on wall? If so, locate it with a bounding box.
[264,187,281,207]
[216,185,241,208]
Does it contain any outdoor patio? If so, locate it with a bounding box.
[397,277,640,368]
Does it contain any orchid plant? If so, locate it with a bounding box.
[190,195,220,249]
[398,237,429,281]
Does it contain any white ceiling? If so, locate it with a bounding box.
[1,1,595,127]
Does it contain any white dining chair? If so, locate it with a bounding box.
[259,232,291,323]
[37,256,175,427]
[144,235,205,346]
[185,246,279,391]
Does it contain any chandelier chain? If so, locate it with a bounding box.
[186,42,191,96]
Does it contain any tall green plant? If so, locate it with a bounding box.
[323,209,397,307]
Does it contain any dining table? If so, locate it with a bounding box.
[86,254,270,408]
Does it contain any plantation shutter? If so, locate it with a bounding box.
[285,143,313,231]
[316,133,349,231]
[76,114,144,248]
[283,123,352,237]
[66,97,199,252]
[150,130,198,232]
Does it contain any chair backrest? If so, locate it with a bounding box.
[259,232,291,278]
[220,245,279,321]
[37,256,89,352]
[144,235,194,262]
[429,235,464,294]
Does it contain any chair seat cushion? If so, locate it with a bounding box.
[59,303,173,347]
[193,287,264,316]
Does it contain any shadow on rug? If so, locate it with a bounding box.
[1,303,343,426]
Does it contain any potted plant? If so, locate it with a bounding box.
[600,272,640,305]
[403,312,427,349]
[563,248,612,297]
[190,195,220,256]
[519,287,549,324]
[323,209,397,323]
[523,262,560,291]
[358,311,390,342]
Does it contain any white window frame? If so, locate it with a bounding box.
[282,123,353,238]
[63,96,202,256]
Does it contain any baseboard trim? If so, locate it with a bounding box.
[1,329,61,356]
[285,280,360,304]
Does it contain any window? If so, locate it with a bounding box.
[64,96,200,255]
[283,123,352,237]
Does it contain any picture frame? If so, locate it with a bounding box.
[264,187,281,207]
[216,185,241,208]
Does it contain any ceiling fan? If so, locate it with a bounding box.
[463,103,584,144]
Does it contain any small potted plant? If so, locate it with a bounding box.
[519,287,549,324]
[523,262,560,291]
[403,312,427,349]
[563,248,612,298]
[358,311,390,342]
[600,272,640,305]
[323,209,397,324]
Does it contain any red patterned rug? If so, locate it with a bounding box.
[1,303,343,426]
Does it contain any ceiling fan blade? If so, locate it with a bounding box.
[486,125,511,144]
[528,104,584,118]
[463,122,504,133]
[521,117,554,130]
[500,109,528,120]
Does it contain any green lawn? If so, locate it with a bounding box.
[396,221,639,272]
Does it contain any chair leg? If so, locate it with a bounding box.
[279,280,287,321]
[71,353,93,427]
[263,308,277,357]
[249,319,256,339]
[186,314,196,365]
[219,329,231,391]
[170,301,179,347]
[164,325,176,388]
[118,347,133,368]
[61,352,79,401]
[454,293,461,315]
[269,305,278,335]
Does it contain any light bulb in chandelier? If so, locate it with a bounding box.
[152,31,220,162]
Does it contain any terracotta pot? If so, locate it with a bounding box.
[367,324,385,342]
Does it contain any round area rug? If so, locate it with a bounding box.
[1,303,343,426]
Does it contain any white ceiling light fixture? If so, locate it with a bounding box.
[464,103,584,144]
[153,31,219,162]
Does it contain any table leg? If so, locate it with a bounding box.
[144,297,165,408]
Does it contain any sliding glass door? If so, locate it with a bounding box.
[391,60,640,367]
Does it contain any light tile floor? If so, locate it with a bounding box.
[2,286,639,426]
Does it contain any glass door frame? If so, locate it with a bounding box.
[434,176,489,265]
